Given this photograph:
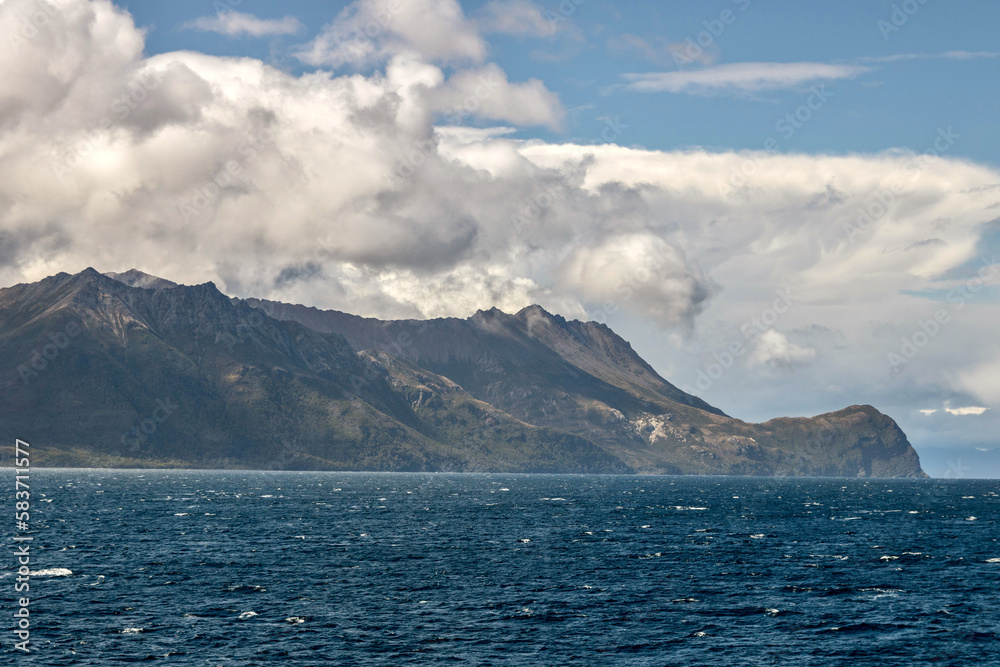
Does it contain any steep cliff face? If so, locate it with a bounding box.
[0,269,927,477]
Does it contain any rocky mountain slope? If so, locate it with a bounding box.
[0,269,926,476]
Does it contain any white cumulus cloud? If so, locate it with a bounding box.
[295,0,486,68]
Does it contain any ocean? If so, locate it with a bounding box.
[3,470,998,665]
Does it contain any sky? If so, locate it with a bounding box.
[1,0,998,476]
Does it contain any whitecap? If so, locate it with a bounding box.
[174,513,189,516]
[120,628,144,635]
[285,617,306,624]
[671,506,708,511]
[518,538,531,543]
[966,516,977,521]
[986,558,1000,563]
[238,611,258,619]
[260,495,274,498]
[880,555,900,561]
[750,534,766,539]
[30,568,72,577]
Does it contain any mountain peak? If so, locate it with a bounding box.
[472,306,506,318]
[516,304,555,319]
[104,269,179,291]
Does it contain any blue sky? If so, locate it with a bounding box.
[2,0,999,475]
[122,0,1000,164]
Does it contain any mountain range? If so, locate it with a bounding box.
[0,269,926,477]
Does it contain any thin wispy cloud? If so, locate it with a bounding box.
[620,62,869,95]
[945,406,990,416]
[477,0,560,37]
[183,10,303,38]
[859,50,998,63]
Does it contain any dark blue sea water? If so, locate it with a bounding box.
[3,471,998,665]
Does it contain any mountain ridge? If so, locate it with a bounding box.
[0,269,926,477]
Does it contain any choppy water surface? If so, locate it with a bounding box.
[3,471,998,665]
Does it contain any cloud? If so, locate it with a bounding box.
[748,330,816,368]
[945,405,990,416]
[182,11,303,37]
[621,62,870,94]
[957,357,1000,406]
[616,51,992,97]
[477,0,559,37]
[941,50,998,60]
[558,233,716,328]
[429,64,564,129]
[607,34,661,63]
[860,51,998,63]
[919,405,990,416]
[295,0,486,68]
